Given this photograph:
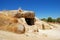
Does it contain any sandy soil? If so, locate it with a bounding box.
[0,24,60,40]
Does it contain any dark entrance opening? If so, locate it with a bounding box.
[25,18,34,25]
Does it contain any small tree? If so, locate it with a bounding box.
[56,17,60,23]
[41,18,47,21]
[47,17,52,22]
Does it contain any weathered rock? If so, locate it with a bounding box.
[0,9,53,34]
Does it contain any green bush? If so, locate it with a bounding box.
[47,17,52,22]
[41,18,47,21]
[56,18,60,23]
[41,17,60,23]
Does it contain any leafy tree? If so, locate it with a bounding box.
[41,18,47,21]
[56,17,60,23]
[41,17,60,23]
[52,19,56,23]
[47,17,52,22]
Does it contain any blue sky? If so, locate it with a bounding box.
[0,0,60,18]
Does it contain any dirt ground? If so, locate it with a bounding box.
[0,23,60,40]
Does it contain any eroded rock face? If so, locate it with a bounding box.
[35,18,53,30]
[14,11,35,18]
[14,11,35,25]
[16,24,25,34]
[0,14,25,34]
[0,10,53,34]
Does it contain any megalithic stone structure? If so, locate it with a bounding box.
[14,9,35,25]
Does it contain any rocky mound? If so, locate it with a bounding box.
[0,13,53,34]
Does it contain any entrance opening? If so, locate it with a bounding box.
[25,18,34,25]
